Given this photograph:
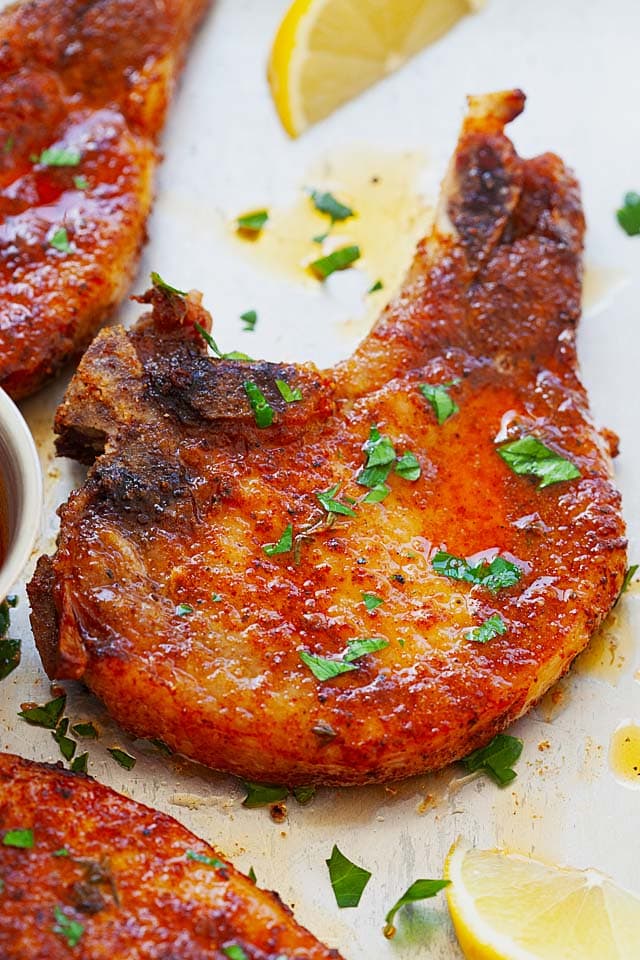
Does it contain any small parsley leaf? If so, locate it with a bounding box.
[71,753,88,774]
[357,426,396,489]
[38,147,81,167]
[343,637,389,661]
[52,848,70,857]
[362,592,384,611]
[384,879,450,934]
[244,380,274,428]
[419,383,459,424]
[395,451,421,481]
[53,906,84,948]
[310,244,360,280]
[326,845,371,908]
[432,551,522,593]
[73,174,89,190]
[467,613,507,644]
[309,190,354,223]
[150,272,187,296]
[368,279,383,293]
[108,748,136,770]
[292,784,316,805]
[498,436,581,489]
[223,946,249,960]
[616,563,638,606]
[49,226,72,253]
[176,602,193,616]
[0,635,20,680]
[263,524,293,556]
[71,722,98,739]
[362,483,390,503]
[3,828,34,848]
[248,866,257,883]
[240,309,257,331]
[237,209,269,234]
[19,695,66,729]
[52,717,76,761]
[275,379,302,403]
[241,781,288,808]
[194,323,253,362]
[617,192,640,236]
[316,484,356,517]
[462,733,523,786]
[186,850,225,868]
[299,650,358,681]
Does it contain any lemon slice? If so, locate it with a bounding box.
[445,840,640,960]
[268,0,480,136]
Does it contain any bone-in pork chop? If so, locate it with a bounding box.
[0,0,211,399]
[28,91,627,786]
[0,752,341,959]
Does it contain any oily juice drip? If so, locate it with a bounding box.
[609,723,640,787]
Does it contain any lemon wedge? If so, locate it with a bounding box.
[268,0,481,136]
[444,840,640,960]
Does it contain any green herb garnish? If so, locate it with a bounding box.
[237,209,269,234]
[299,636,388,681]
[292,784,316,805]
[38,147,81,167]
[3,828,34,848]
[150,271,187,296]
[52,718,76,762]
[394,451,421,481]
[240,309,257,331]
[108,748,136,770]
[462,733,523,786]
[275,379,302,403]
[176,602,193,616]
[73,174,89,190]
[362,592,384,611]
[241,781,288,808]
[498,436,580,488]
[383,879,450,936]
[316,484,356,517]
[49,226,72,253]
[263,523,293,556]
[194,322,253,361]
[310,244,360,280]
[309,190,354,223]
[244,380,274,428]
[326,844,371,908]
[617,192,640,236]
[616,563,638,606]
[19,695,66,729]
[71,753,88,774]
[419,383,459,424]
[3,134,14,153]
[467,613,507,644]
[432,551,522,593]
[222,946,249,960]
[248,866,257,883]
[186,850,225,868]
[357,425,396,488]
[368,279,383,293]
[53,906,84,948]
[362,483,390,502]
[0,636,20,680]
[313,231,329,244]
[71,722,98,739]
[52,848,69,857]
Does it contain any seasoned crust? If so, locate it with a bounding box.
[0,752,342,959]
[29,92,627,786]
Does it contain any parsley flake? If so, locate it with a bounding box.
[432,551,522,593]
[52,848,70,857]
[326,844,371,908]
[617,192,640,236]
[150,272,187,296]
[310,244,360,280]
[309,190,354,223]
[244,380,274,428]
[275,379,302,403]
[71,722,98,739]
[263,524,293,556]
[362,483,390,503]
[316,484,356,517]
[240,309,257,331]
[241,781,288,808]
[292,784,316,805]
[383,879,450,936]
[71,753,88,774]
[73,174,89,190]
[248,866,257,883]
[223,946,249,960]
[194,323,253,362]
[186,850,225,868]
[176,602,193,616]
[38,147,81,167]
[462,733,523,786]
[498,436,581,488]
[299,650,357,681]
[53,906,84,948]
[419,383,459,424]
[395,451,421,481]
[467,613,507,644]
[236,210,269,234]
[368,280,383,293]
[616,563,638,605]
[108,748,136,770]
[52,718,76,762]
[0,634,20,680]
[362,592,384,611]
[357,426,396,488]
[19,694,66,729]
[3,828,34,848]
[49,226,72,254]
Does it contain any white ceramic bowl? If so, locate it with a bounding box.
[0,389,42,600]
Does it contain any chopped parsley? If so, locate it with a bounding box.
[368,279,383,293]
[462,733,523,786]
[309,190,354,223]
[310,244,360,280]
[395,451,421,481]
[52,906,84,948]
[248,866,257,883]
[244,380,274,428]
[241,781,288,808]
[275,379,302,403]
[3,828,34,848]
[49,226,72,253]
[194,322,253,361]
[362,483,390,503]
[344,636,389,660]
[71,753,88,774]
[176,602,193,616]
[432,551,522,593]
[236,209,269,234]
[467,613,507,644]
[37,147,81,167]
[292,784,316,805]
[52,718,76,762]
[240,309,257,331]
[263,524,293,556]
[186,850,225,868]
[313,231,329,244]
[419,382,459,424]
[222,946,249,960]
[52,848,70,857]
[19,695,66,729]
[299,636,388,681]
[326,844,371,908]
[0,597,20,680]
[616,563,638,605]
[362,592,384,611]
[357,426,396,488]
[108,748,136,770]
[71,722,98,739]
[383,879,450,936]
[316,484,356,517]
[3,134,14,153]
[497,436,581,488]
[73,174,89,190]
[617,192,640,236]
[150,272,187,296]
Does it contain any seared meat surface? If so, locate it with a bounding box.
[0,752,341,959]
[29,92,626,786]
[0,0,210,399]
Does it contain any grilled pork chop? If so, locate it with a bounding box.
[29,91,627,786]
[0,0,210,399]
[0,752,340,959]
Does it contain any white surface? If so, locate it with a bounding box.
[5,0,640,956]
